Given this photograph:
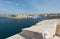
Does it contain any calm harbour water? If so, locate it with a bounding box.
[0,17,48,39]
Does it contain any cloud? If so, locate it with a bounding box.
[27,0,60,13]
[4,1,14,4]
[3,0,19,6]
[0,0,60,14]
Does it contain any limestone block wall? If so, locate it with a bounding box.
[55,23,60,37]
[6,34,26,39]
[20,30,43,39]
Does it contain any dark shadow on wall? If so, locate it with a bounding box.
[55,24,60,37]
[20,30,43,39]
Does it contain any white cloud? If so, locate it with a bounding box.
[26,0,41,13]
[4,1,14,4]
[3,0,19,6]
[27,0,60,13]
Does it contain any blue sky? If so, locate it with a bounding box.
[0,0,60,14]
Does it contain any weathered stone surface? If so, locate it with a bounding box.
[23,19,60,36]
[20,30,43,39]
[6,34,26,39]
[55,24,60,37]
[54,36,60,39]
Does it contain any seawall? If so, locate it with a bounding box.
[6,19,60,39]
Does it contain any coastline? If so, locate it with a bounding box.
[6,19,60,39]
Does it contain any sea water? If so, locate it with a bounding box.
[0,17,48,39]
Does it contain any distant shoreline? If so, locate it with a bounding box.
[0,14,60,19]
